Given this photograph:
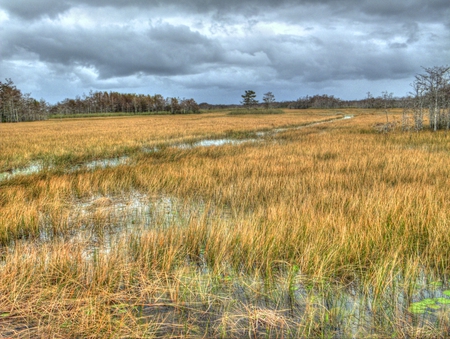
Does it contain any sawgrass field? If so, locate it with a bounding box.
[2,108,450,338]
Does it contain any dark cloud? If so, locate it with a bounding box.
[0,0,71,19]
[402,22,420,44]
[0,0,448,103]
[3,23,223,79]
[3,0,448,21]
[0,0,290,20]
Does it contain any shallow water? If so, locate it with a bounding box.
[0,162,43,181]
[17,192,181,266]
[178,138,258,149]
[59,190,450,332]
[75,156,130,170]
[177,115,353,149]
[0,157,130,181]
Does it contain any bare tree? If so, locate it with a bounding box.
[365,92,375,108]
[401,96,413,131]
[262,92,276,109]
[382,91,394,125]
[412,66,450,131]
[411,79,426,131]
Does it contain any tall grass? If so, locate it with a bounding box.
[1,108,450,337]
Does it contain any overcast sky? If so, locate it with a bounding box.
[0,0,449,104]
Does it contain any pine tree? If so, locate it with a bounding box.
[241,90,258,109]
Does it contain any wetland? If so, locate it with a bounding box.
[2,109,450,338]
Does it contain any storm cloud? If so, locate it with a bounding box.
[0,0,448,103]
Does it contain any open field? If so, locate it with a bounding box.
[2,108,450,338]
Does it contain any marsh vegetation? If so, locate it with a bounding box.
[2,109,450,338]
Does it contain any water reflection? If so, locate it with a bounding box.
[74,156,129,171]
[178,138,258,149]
[0,162,43,181]
[0,157,130,181]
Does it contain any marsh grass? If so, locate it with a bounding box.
[2,108,450,337]
[0,110,338,171]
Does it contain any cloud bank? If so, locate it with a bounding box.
[0,0,449,103]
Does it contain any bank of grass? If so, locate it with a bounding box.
[2,108,450,337]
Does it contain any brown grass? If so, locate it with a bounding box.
[1,108,449,337]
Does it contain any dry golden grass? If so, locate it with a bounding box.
[1,108,450,337]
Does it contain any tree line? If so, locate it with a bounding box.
[0,81,200,122]
[51,91,199,116]
[284,93,408,110]
[1,65,449,131]
[0,79,48,122]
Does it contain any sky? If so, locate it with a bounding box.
[0,0,449,104]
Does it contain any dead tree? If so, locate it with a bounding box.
[412,66,450,131]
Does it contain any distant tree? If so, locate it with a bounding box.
[198,102,211,110]
[180,98,199,113]
[169,97,181,114]
[153,94,165,112]
[371,91,399,133]
[288,94,342,109]
[365,92,375,108]
[241,90,258,109]
[382,91,394,124]
[262,92,276,109]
